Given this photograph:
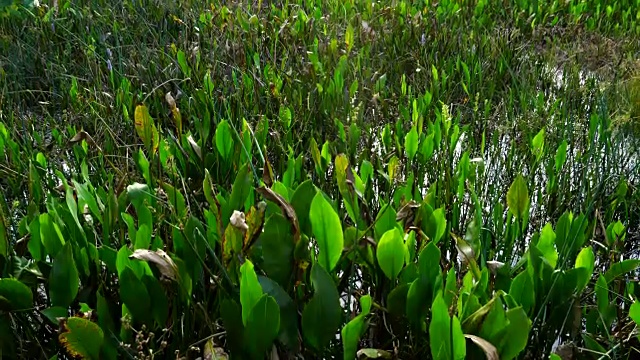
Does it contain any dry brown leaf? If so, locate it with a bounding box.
[256,186,300,242]
[69,130,99,150]
[129,249,178,281]
[464,334,499,360]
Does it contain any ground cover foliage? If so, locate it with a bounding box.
[1,0,640,359]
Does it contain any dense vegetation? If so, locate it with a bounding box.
[1,0,640,359]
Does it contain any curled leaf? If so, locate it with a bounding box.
[187,134,202,160]
[464,334,498,360]
[69,130,100,150]
[129,249,178,281]
[357,348,393,359]
[257,186,300,242]
[486,260,505,275]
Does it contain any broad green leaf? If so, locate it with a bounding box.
[376,228,405,280]
[258,276,299,350]
[0,278,33,311]
[243,294,280,359]
[509,271,534,314]
[58,316,104,360]
[499,307,531,360]
[629,301,640,325]
[554,140,567,172]
[405,126,419,161]
[531,128,544,161]
[220,300,245,356]
[226,164,252,223]
[302,263,342,351]
[142,275,169,326]
[507,175,529,219]
[342,295,372,360]
[374,204,397,241]
[240,260,263,326]
[215,120,234,161]
[119,267,151,324]
[536,223,558,268]
[430,292,466,360]
[428,208,447,244]
[261,212,295,288]
[41,306,69,324]
[387,283,410,318]
[290,180,316,237]
[604,259,640,283]
[49,242,79,309]
[39,213,65,258]
[309,192,343,272]
[574,246,595,292]
[357,348,393,359]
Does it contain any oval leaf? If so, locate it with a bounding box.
[507,175,529,219]
[309,192,343,272]
[58,316,104,360]
[376,228,405,280]
[49,242,79,309]
[0,278,33,311]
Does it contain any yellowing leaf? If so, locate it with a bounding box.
[134,105,159,154]
[58,316,104,360]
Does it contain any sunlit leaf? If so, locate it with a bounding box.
[240,260,263,326]
[309,192,343,272]
[377,228,405,280]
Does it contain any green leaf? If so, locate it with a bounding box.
[604,259,640,283]
[240,260,264,326]
[226,164,252,223]
[507,174,529,219]
[342,295,372,360]
[49,242,79,309]
[215,120,234,162]
[574,246,595,292]
[405,126,419,161]
[629,301,640,325]
[554,140,567,172]
[261,214,295,288]
[0,278,33,311]
[374,204,397,241]
[509,271,535,314]
[119,267,151,324]
[59,316,104,360]
[430,292,466,360]
[290,180,316,237]
[41,306,69,324]
[376,228,406,280]
[427,208,447,244]
[309,191,344,272]
[536,223,558,269]
[243,294,280,359]
[302,263,342,351]
[39,213,65,258]
[531,128,544,161]
[499,307,531,360]
[258,276,299,350]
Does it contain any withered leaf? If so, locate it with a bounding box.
[464,335,499,360]
[256,186,300,242]
[129,249,178,281]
